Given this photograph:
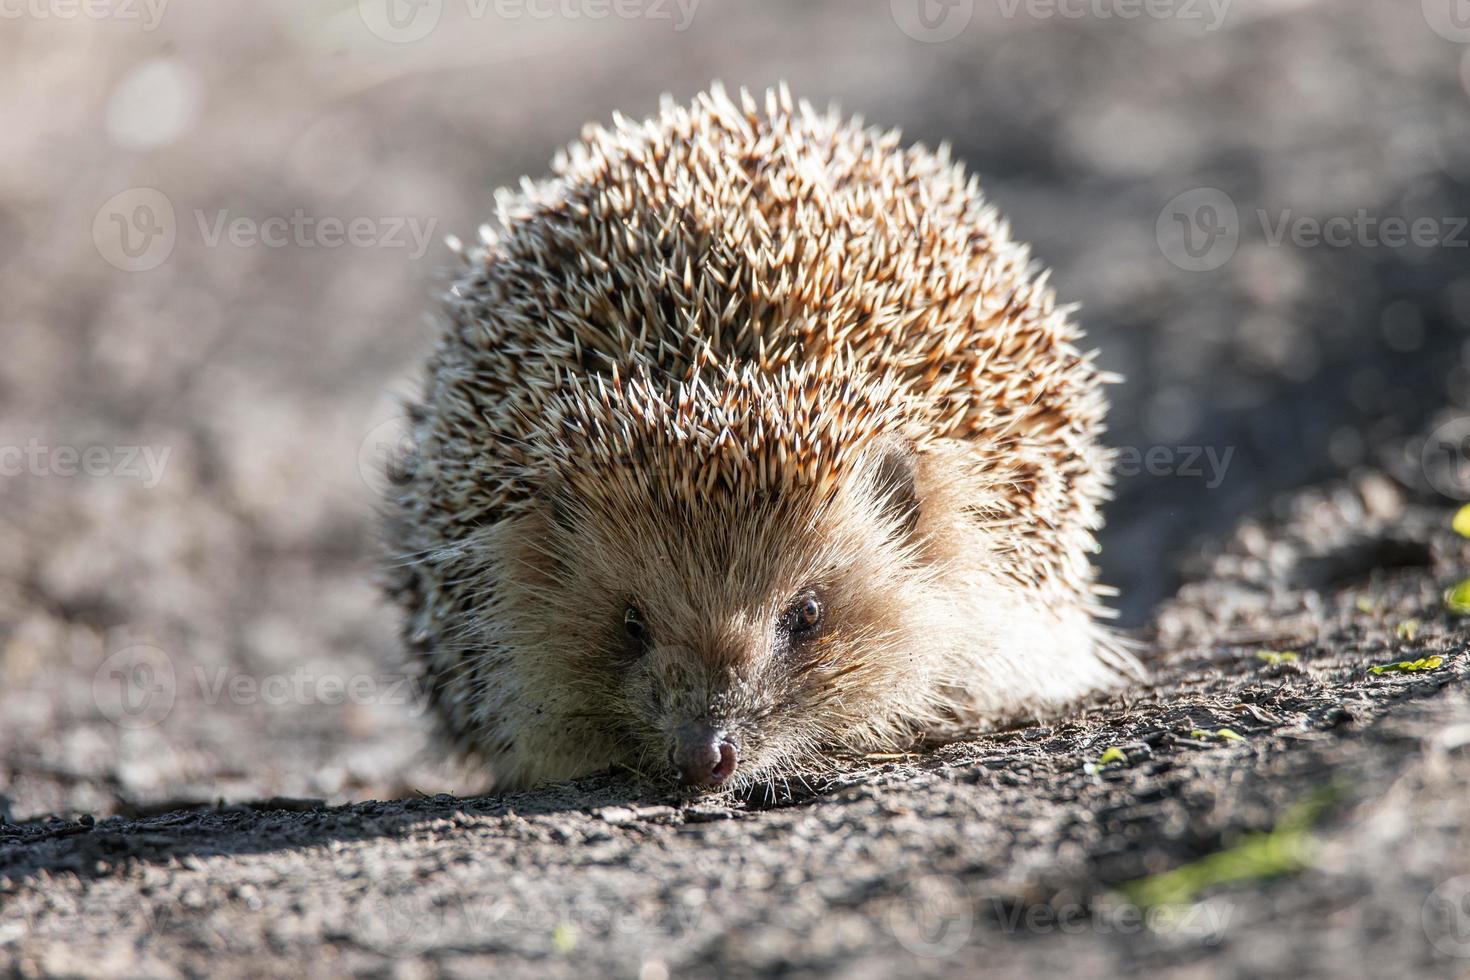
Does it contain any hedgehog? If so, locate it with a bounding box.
[386,84,1143,793]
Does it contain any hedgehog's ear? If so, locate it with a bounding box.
[865,437,921,541]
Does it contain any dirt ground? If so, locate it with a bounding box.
[6,481,1470,978]
[4,1,1470,977]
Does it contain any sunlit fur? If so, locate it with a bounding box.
[386,84,1144,791]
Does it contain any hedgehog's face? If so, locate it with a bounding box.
[526,437,947,793]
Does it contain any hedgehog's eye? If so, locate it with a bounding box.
[622,603,652,658]
[781,594,824,639]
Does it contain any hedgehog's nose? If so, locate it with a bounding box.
[670,723,738,787]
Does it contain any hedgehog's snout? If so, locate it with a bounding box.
[669,722,739,788]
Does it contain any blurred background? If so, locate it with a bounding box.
[2,0,1468,821]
